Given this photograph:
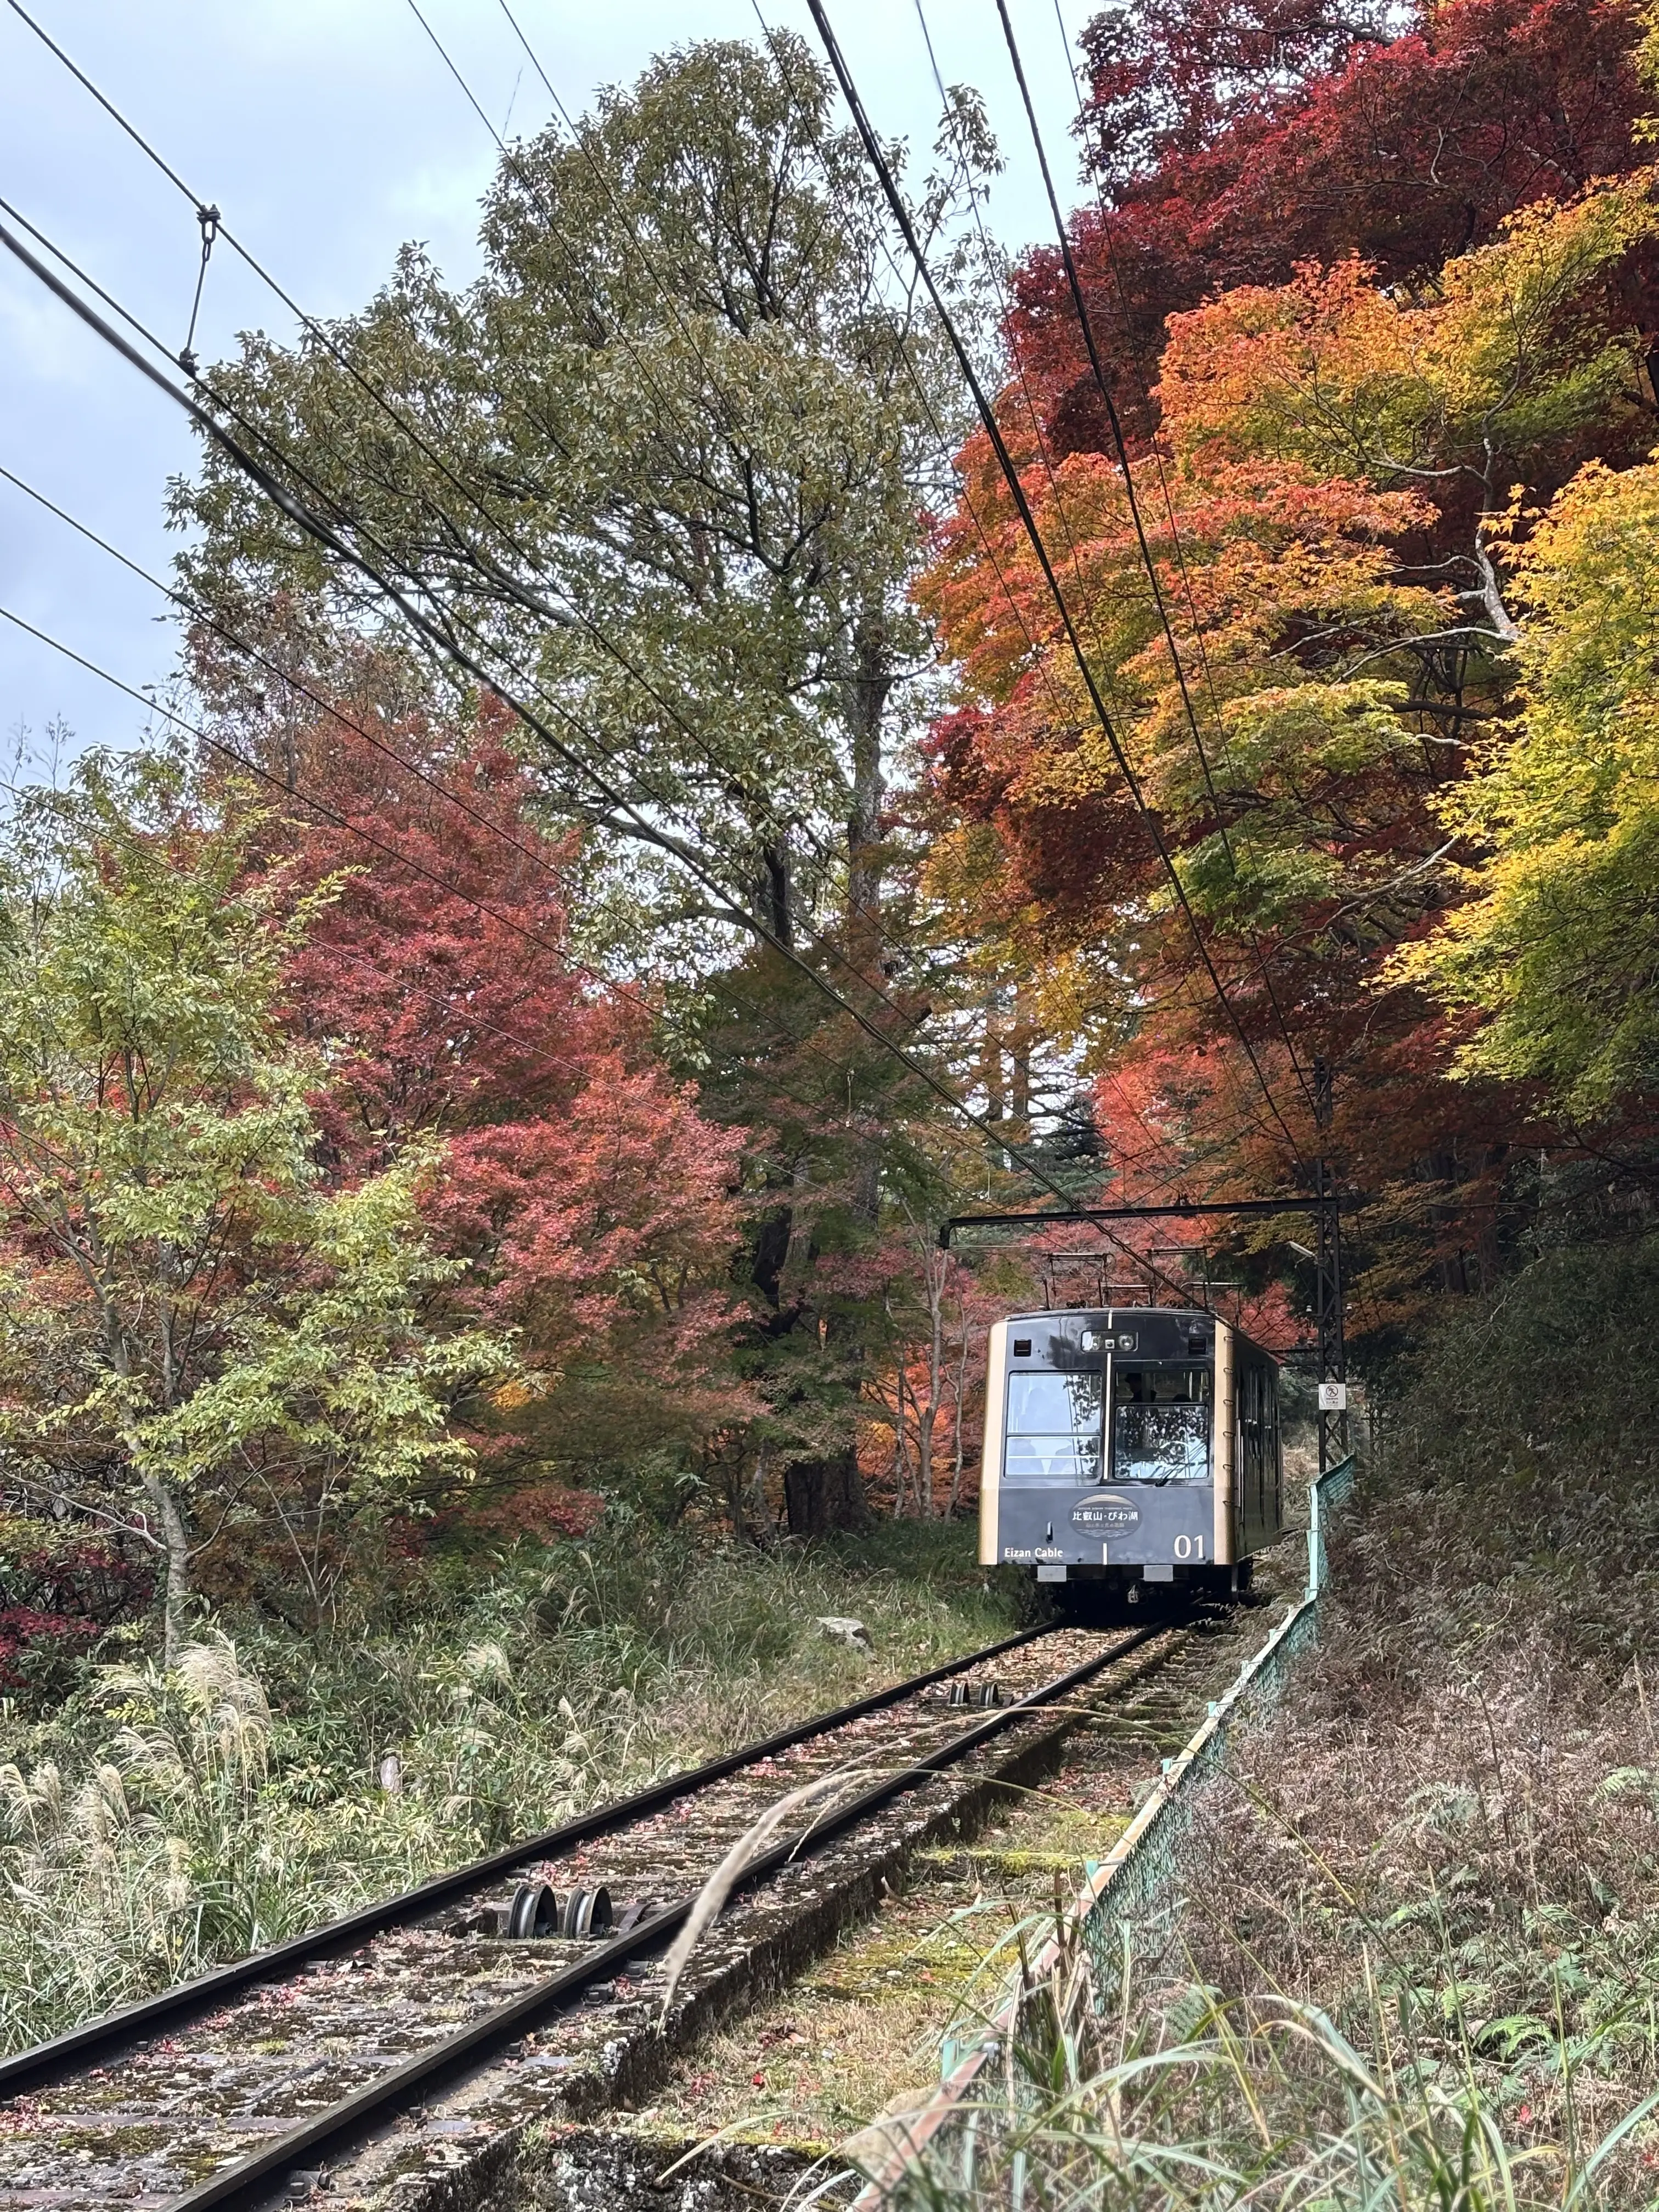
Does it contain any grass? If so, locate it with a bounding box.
[0,1508,1015,2054]
[884,1954,1659,2209]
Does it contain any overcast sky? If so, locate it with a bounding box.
[0,0,1094,768]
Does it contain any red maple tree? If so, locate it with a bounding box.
[240,692,749,1477]
[1012,0,1650,451]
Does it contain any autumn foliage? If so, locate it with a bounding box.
[1014,0,1654,449]
[252,697,750,1457]
[917,0,1659,1340]
[15,3,1659,1667]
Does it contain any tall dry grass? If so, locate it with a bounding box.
[0,1512,1013,2051]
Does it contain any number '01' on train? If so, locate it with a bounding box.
[978,1307,1283,1607]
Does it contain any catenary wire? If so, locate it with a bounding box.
[747,12,1262,1238]
[747,4,1291,1190]
[0,212,1125,1233]
[4,0,926,1019]
[2,13,1309,1325]
[0,590,891,1155]
[851,0,1308,1164]
[767,1,1294,1174]
[904,0,1297,1170]
[994,0,1319,1124]
[0,440,960,1161]
[1042,0,1357,1149]
[0,218,1007,1220]
[393,0,938,1003]
[0,19,1229,1286]
[804,0,1307,1172]
[915,0,1318,1136]
[0,459,589,899]
[5,0,1297,1220]
[749,9,1298,1240]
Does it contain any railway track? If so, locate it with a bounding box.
[0,1611,1220,2211]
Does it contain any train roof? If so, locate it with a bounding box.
[1000,1306,1279,1366]
[1005,1304,1212,1323]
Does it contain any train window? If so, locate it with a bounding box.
[1114,1368,1210,1405]
[1004,1370,1103,1484]
[1111,1367,1210,1483]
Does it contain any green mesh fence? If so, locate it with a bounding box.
[1077,1452,1356,2000]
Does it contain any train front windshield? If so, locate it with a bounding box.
[1113,1367,1211,1483]
[1003,1358,1211,1486]
[1005,1370,1103,1483]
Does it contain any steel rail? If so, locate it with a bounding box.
[165,1619,1166,2210]
[0,1620,1059,2102]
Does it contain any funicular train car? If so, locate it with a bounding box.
[978,1306,1283,1606]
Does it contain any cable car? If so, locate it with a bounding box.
[978,1306,1283,1605]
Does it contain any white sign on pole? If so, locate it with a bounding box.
[1318,1381,1348,1412]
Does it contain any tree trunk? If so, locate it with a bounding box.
[889,1382,910,1520]
[944,1306,972,1520]
[842,606,890,985]
[783,1449,867,1536]
[1009,985,1033,1132]
[742,1441,772,1544]
[760,838,793,945]
[843,608,891,1229]
[142,1471,193,1667]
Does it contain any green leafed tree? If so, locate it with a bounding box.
[174,34,989,972]
[0,755,514,1657]
[1396,451,1659,1119]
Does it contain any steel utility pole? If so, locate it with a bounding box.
[1312,1057,1347,1474]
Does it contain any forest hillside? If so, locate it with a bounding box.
[2,8,1658,2194]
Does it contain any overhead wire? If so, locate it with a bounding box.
[0,238,1008,1229]
[3,0,1212,1300]
[0,438,963,1161]
[1040,4,1376,1345]
[36,0,963,1075]
[0,37,1271,1358]
[0,207,1110,1222]
[799,4,1288,1172]
[0,588,872,1149]
[913,0,1318,1140]
[749,3,1284,1232]
[3,10,1235,1294]
[995,0,1319,1124]
[162,0,1274,1229]
[803,0,1308,1172]
[0,460,589,898]
[393,0,956,1019]
[904,0,1300,1164]
[5,0,920,1010]
[746,8,1256,1290]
